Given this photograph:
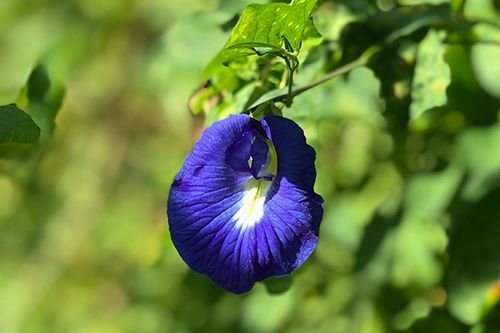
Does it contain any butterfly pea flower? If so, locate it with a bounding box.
[167,114,323,294]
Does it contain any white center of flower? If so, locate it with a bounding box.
[234,178,272,229]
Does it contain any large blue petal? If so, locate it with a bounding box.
[167,114,323,293]
[261,116,318,191]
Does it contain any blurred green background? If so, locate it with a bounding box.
[1,0,500,332]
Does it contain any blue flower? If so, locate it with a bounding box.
[167,114,323,294]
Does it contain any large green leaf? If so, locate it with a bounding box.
[404,166,463,218]
[448,188,500,325]
[0,104,40,144]
[456,124,500,200]
[471,24,500,99]
[463,0,500,22]
[461,0,500,102]
[389,168,461,289]
[445,44,499,126]
[391,215,447,288]
[25,65,65,140]
[471,44,500,99]
[204,0,318,76]
[410,29,451,120]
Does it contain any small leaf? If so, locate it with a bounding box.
[410,29,451,120]
[25,65,65,139]
[251,101,283,120]
[188,83,219,116]
[397,0,449,5]
[27,65,51,103]
[245,87,288,113]
[0,104,40,144]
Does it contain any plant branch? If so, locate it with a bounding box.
[289,56,368,99]
[244,45,381,114]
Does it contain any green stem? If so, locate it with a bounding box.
[244,45,381,114]
[286,67,294,107]
[293,45,381,98]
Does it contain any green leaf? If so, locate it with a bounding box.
[27,65,51,103]
[445,44,499,125]
[463,0,500,23]
[398,0,449,4]
[205,82,257,124]
[448,189,500,325]
[384,5,451,44]
[456,124,500,200]
[407,309,469,333]
[313,2,357,42]
[410,29,451,120]
[391,216,447,288]
[469,24,500,100]
[341,4,450,51]
[0,104,40,144]
[251,101,283,119]
[242,285,296,332]
[388,167,463,289]
[450,0,465,15]
[404,166,463,218]
[231,0,318,50]
[204,0,318,76]
[25,65,65,140]
[262,276,293,295]
[245,87,288,112]
[188,84,219,116]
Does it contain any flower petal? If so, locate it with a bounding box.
[167,114,323,293]
[261,115,318,191]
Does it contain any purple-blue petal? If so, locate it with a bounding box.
[167,114,323,293]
